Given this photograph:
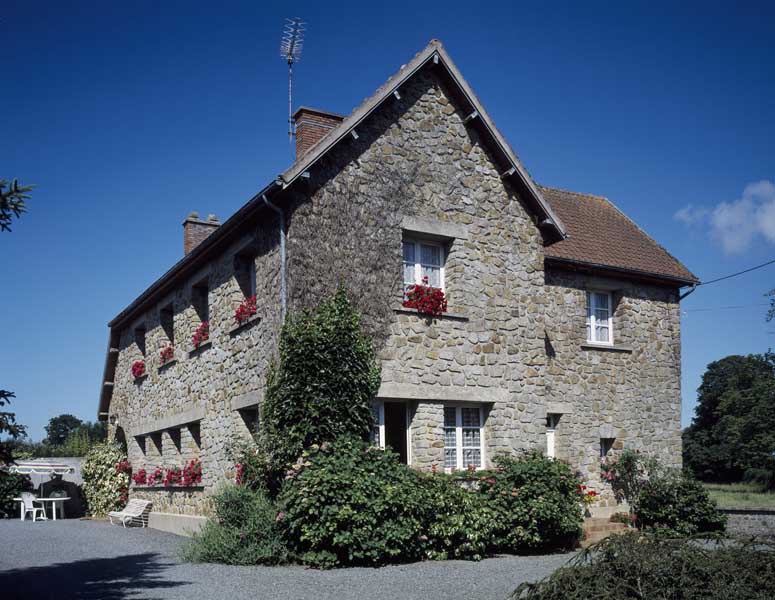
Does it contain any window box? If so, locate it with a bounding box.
[188,339,212,357]
[158,358,178,373]
[393,307,469,321]
[229,314,261,337]
[581,343,633,353]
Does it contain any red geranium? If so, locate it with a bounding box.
[192,321,209,347]
[132,468,147,485]
[160,345,174,363]
[234,295,257,325]
[147,467,164,486]
[131,360,145,378]
[403,276,448,317]
[181,459,202,486]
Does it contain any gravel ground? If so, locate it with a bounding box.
[0,519,572,600]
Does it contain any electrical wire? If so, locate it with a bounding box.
[698,258,775,286]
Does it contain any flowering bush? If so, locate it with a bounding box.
[234,295,257,325]
[600,449,660,515]
[610,512,636,527]
[160,345,174,363]
[147,467,164,486]
[131,468,147,485]
[579,485,598,505]
[181,459,202,486]
[403,276,447,316]
[192,321,209,347]
[81,441,130,517]
[115,460,132,475]
[131,360,146,378]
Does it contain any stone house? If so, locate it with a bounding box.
[97,40,697,529]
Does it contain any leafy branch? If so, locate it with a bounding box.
[0,178,34,232]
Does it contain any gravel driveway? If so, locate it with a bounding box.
[0,519,572,600]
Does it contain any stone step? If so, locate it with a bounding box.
[580,517,628,548]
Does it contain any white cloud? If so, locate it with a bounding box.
[673,180,775,255]
[673,204,709,226]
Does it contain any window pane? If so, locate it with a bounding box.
[596,324,609,342]
[421,244,441,267]
[461,408,480,427]
[463,448,481,468]
[594,293,609,310]
[462,427,480,447]
[403,262,416,286]
[402,242,415,263]
[371,426,380,446]
[444,407,457,427]
[421,265,441,287]
[444,427,457,448]
[444,448,457,469]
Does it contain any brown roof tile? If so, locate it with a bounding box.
[540,185,698,285]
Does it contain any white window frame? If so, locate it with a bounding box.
[586,291,614,345]
[443,404,485,472]
[402,238,446,293]
[371,401,412,465]
[546,414,559,459]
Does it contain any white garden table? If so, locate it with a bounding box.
[13,497,70,521]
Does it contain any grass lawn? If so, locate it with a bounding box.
[703,482,775,509]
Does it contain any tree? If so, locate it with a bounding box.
[0,391,27,464]
[0,179,33,232]
[683,353,775,486]
[45,414,83,447]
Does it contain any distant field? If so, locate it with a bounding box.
[703,482,775,510]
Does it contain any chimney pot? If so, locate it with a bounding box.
[292,107,344,161]
[183,212,220,255]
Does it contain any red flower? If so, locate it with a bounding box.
[131,360,145,378]
[192,321,209,347]
[132,468,147,485]
[234,295,258,325]
[160,345,174,363]
[403,276,448,317]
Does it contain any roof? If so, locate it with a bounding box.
[540,186,699,285]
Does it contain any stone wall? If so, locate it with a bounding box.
[110,216,282,516]
[723,508,775,539]
[544,270,683,502]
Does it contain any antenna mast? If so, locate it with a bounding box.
[280,17,305,144]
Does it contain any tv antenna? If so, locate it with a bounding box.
[280,17,305,144]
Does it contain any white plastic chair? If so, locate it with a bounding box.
[20,492,46,522]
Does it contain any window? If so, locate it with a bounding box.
[160,304,174,346]
[403,238,444,295]
[193,280,209,323]
[234,251,257,298]
[443,406,484,471]
[371,402,385,447]
[586,291,613,344]
[546,414,560,459]
[134,325,146,356]
[600,438,615,460]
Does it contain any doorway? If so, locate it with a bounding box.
[383,402,408,464]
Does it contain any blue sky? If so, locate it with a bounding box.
[2,1,774,440]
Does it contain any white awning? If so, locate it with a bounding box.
[9,462,75,475]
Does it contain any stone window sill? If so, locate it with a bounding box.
[581,343,633,353]
[229,315,261,337]
[158,359,177,373]
[133,374,148,385]
[132,485,204,492]
[393,307,469,322]
[189,340,212,358]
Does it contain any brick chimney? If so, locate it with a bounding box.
[293,107,344,161]
[183,212,220,255]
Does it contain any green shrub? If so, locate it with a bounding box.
[259,288,380,488]
[183,485,287,565]
[600,449,660,515]
[278,437,427,568]
[0,470,32,518]
[481,452,583,551]
[637,473,727,535]
[420,473,497,560]
[514,533,775,600]
[81,441,129,517]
